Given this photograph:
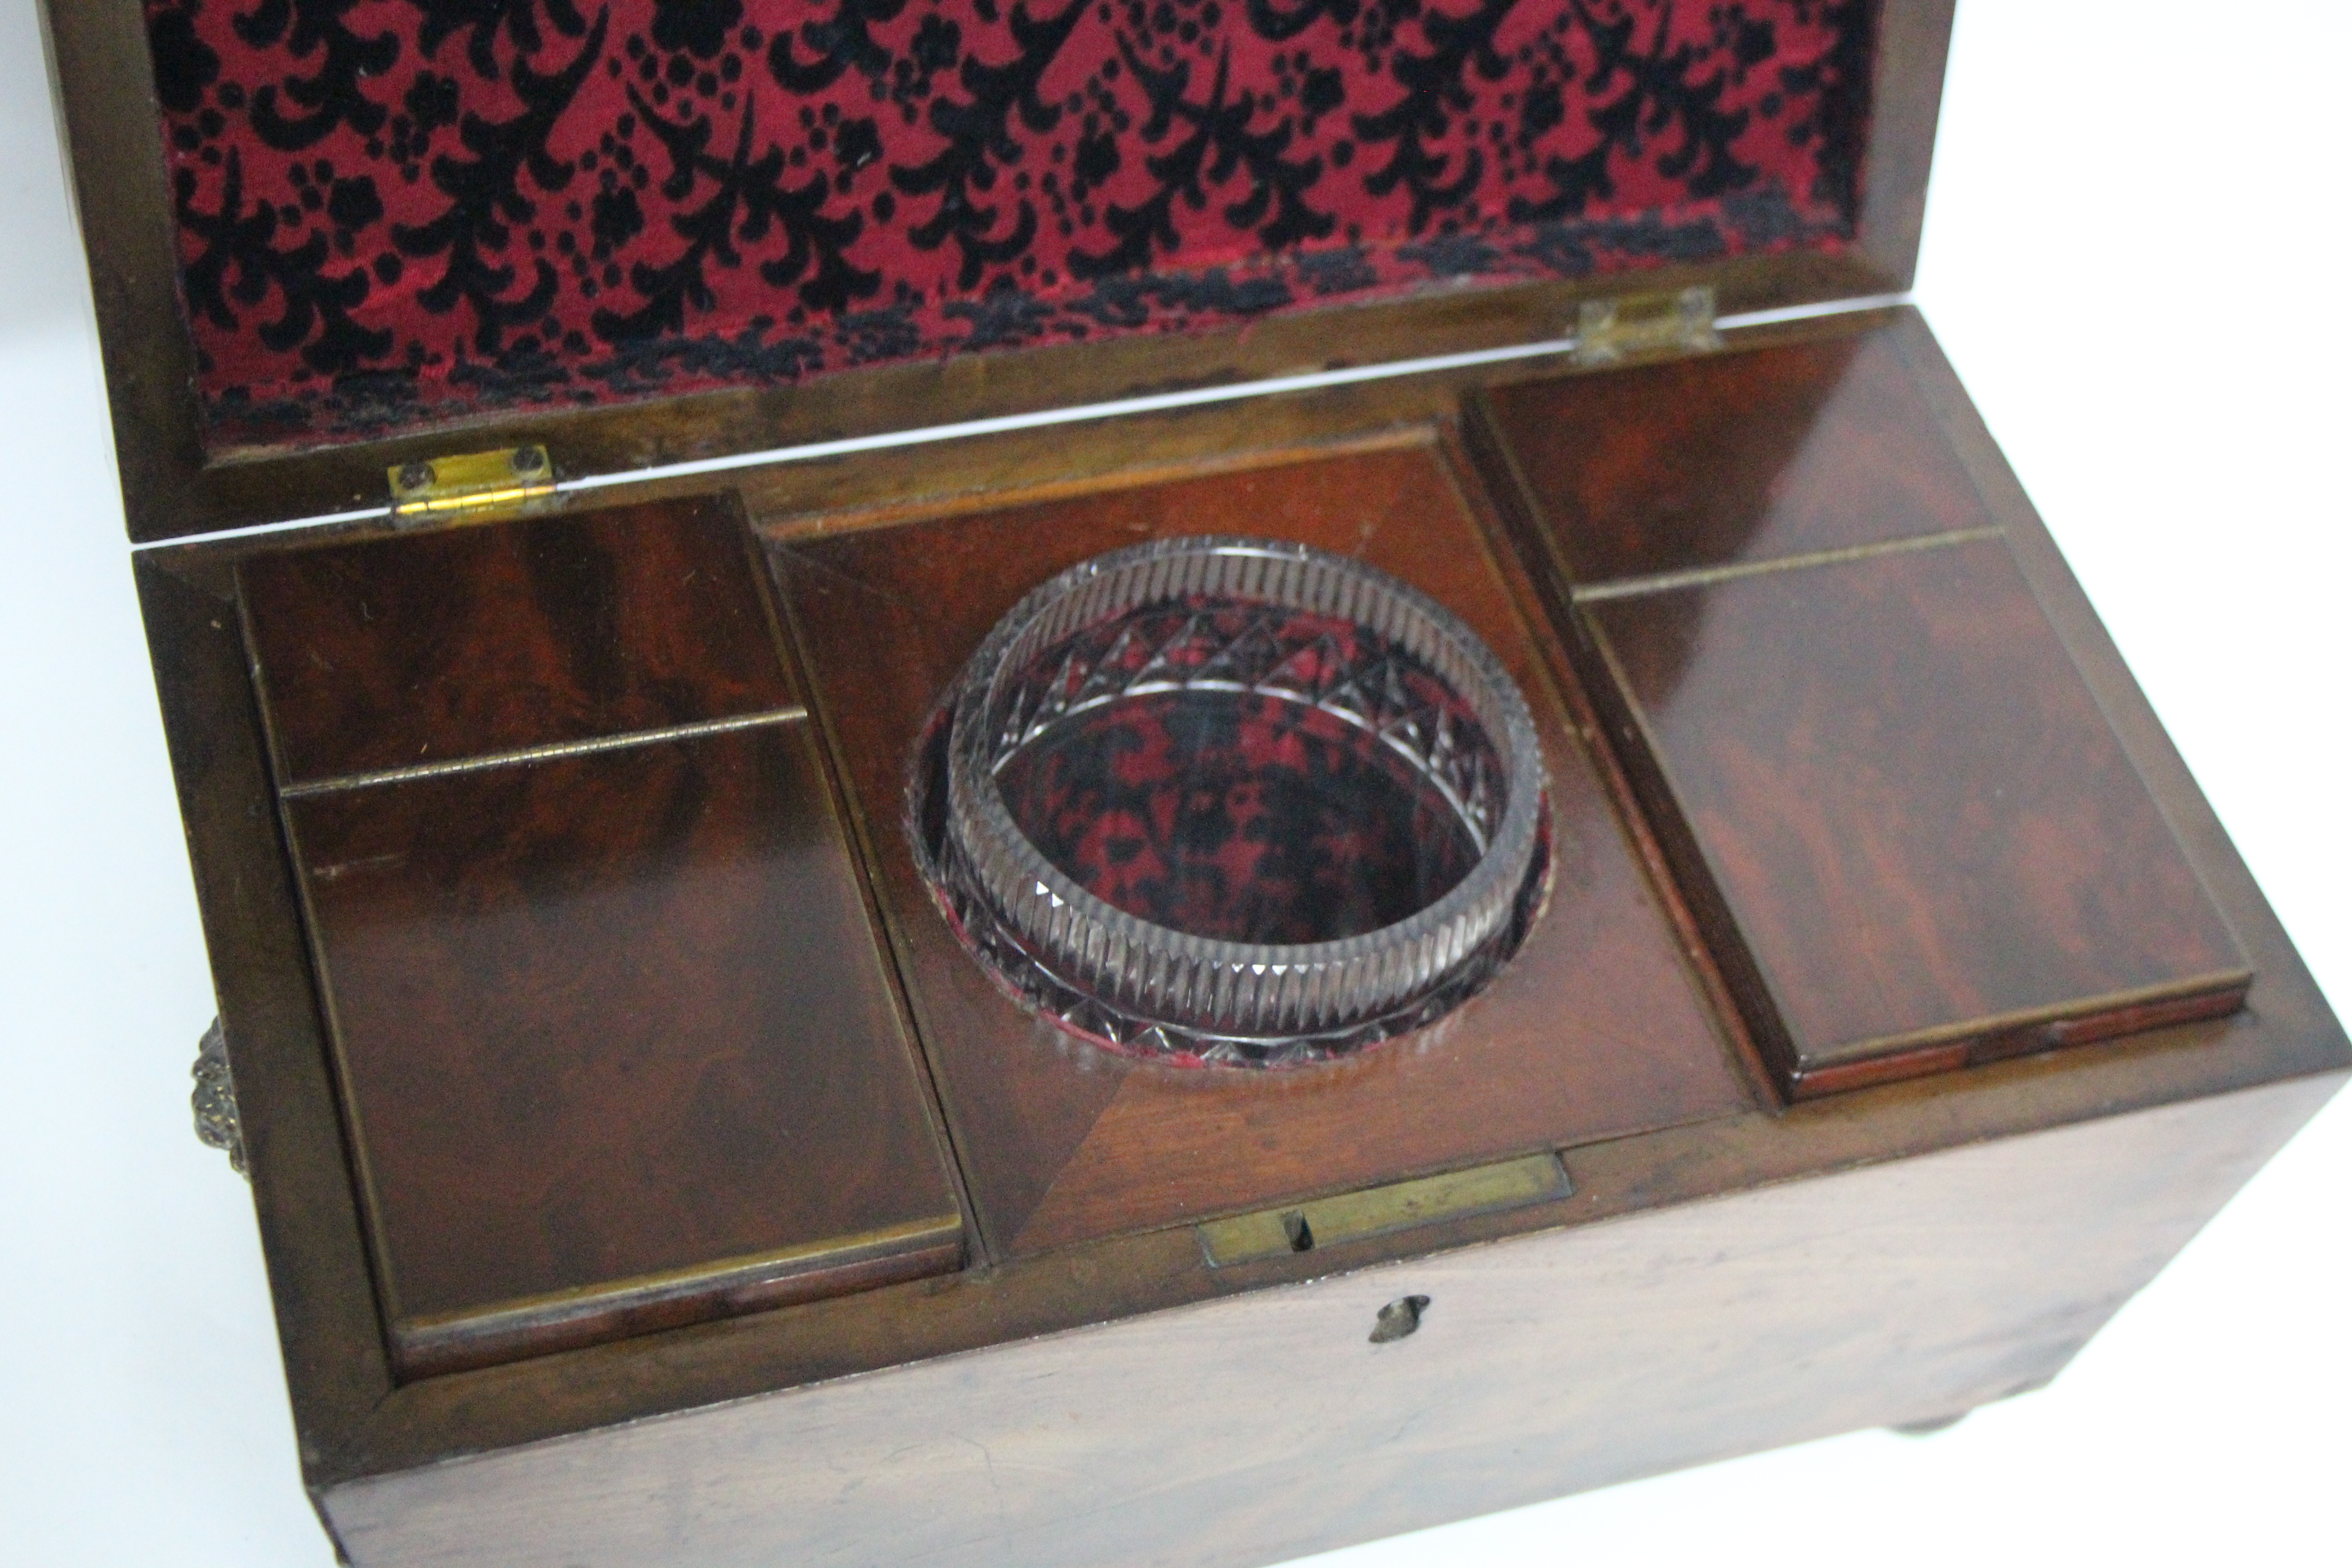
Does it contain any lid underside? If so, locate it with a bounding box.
[49,1,1947,538]
[145,0,1874,447]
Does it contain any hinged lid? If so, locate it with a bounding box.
[43,0,1953,542]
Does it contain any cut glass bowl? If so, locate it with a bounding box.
[909,537,1549,1068]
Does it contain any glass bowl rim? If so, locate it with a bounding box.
[939,535,1548,1034]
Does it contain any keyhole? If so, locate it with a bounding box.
[1281,1210,1315,1253]
[1370,1294,1431,1344]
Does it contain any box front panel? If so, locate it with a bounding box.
[317,1071,2344,1568]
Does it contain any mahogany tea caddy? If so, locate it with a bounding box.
[39,2,2346,1564]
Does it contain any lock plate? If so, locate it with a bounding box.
[1197,1152,1572,1267]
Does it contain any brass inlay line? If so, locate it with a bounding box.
[393,1212,965,1350]
[1197,1152,1572,1268]
[1804,967,2254,1067]
[279,707,809,798]
[1569,526,2005,604]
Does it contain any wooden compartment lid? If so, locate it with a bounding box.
[1470,320,2255,1098]
[238,495,970,1376]
[44,0,1955,541]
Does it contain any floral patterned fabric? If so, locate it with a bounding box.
[145,0,1872,446]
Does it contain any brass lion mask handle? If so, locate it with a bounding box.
[191,1018,247,1179]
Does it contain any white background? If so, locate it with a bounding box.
[3,3,2345,1564]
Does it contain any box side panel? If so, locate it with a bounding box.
[132,557,397,1462]
[322,1069,2340,1568]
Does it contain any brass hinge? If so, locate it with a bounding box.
[1573,285,1721,368]
[387,446,555,521]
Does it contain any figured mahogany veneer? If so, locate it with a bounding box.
[1481,331,1993,584]
[773,436,1757,1258]
[240,498,963,1376]
[1473,327,2250,1096]
[242,497,794,783]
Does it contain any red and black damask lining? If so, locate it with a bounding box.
[144,0,1872,446]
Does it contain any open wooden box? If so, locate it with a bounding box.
[42,2,2347,1564]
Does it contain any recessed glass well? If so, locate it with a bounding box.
[911,537,1549,1068]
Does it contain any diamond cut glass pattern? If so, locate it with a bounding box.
[910,538,1551,1068]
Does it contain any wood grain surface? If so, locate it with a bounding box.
[284,725,962,1372]
[1473,327,2249,1093]
[241,496,793,782]
[318,1070,2341,1568]
[1587,538,2248,1087]
[774,434,1757,1257]
[1478,330,1986,584]
[245,498,963,1373]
